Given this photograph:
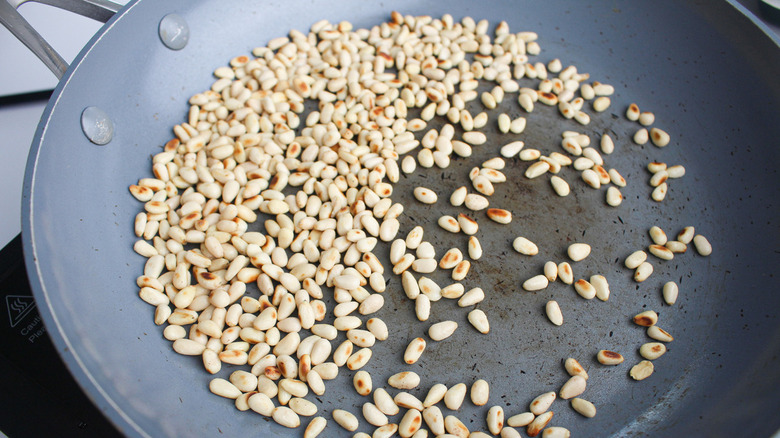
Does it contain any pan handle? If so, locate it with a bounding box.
[0,0,122,79]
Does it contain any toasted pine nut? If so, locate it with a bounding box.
[640,342,667,360]
[545,300,563,326]
[468,236,483,260]
[527,411,553,437]
[530,392,556,415]
[557,262,573,284]
[606,187,623,206]
[651,183,668,202]
[574,279,596,300]
[399,408,423,437]
[596,350,624,365]
[404,337,427,364]
[458,214,479,235]
[647,326,674,342]
[650,127,670,147]
[633,310,658,327]
[629,360,654,380]
[487,208,513,224]
[565,357,589,379]
[649,226,668,245]
[543,427,571,438]
[648,244,674,260]
[487,406,505,435]
[665,240,688,253]
[626,103,640,121]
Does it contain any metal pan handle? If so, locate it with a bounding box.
[0,0,122,79]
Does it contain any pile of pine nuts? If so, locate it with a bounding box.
[129,11,712,437]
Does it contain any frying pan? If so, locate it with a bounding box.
[7,0,780,436]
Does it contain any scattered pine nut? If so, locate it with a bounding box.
[545,300,563,326]
[596,350,624,365]
[693,235,712,256]
[629,360,654,380]
[663,281,679,305]
[571,398,596,418]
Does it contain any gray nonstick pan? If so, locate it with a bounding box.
[9,0,780,436]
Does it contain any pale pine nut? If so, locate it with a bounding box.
[524,275,549,291]
[649,226,668,245]
[465,193,490,211]
[571,398,596,418]
[564,358,589,379]
[450,186,468,206]
[423,406,446,435]
[581,169,601,189]
[596,350,624,365]
[423,383,448,408]
[444,383,467,410]
[592,96,610,112]
[459,287,485,307]
[525,161,550,179]
[470,379,490,406]
[600,133,614,154]
[543,427,571,438]
[638,111,655,126]
[374,388,399,416]
[429,321,458,341]
[693,235,712,256]
[332,409,359,431]
[629,360,654,380]
[304,416,327,438]
[590,275,610,301]
[667,164,686,178]
[634,261,653,282]
[546,300,563,326]
[550,176,570,196]
[507,412,535,427]
[648,244,674,260]
[633,128,649,145]
[362,402,388,427]
[568,243,591,261]
[414,187,438,204]
[501,141,525,157]
[559,375,587,399]
[665,240,688,253]
[416,295,431,321]
[606,187,623,206]
[625,250,647,269]
[651,182,668,201]
[468,309,490,334]
[513,237,539,255]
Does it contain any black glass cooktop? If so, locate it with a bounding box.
[0,235,120,437]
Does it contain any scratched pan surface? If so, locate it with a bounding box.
[21,0,780,436]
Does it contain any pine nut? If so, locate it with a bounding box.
[633,128,649,145]
[665,240,688,253]
[304,416,327,438]
[458,214,479,235]
[649,127,670,147]
[600,133,614,154]
[362,402,388,427]
[451,186,468,206]
[581,169,601,189]
[468,309,490,334]
[542,427,571,438]
[465,193,489,211]
[414,187,438,204]
[429,321,458,341]
[501,141,525,157]
[374,388,399,416]
[423,406,446,435]
[444,414,470,437]
[626,103,640,121]
[649,226,668,245]
[444,383,467,410]
[647,326,674,342]
[625,250,647,269]
[209,378,241,399]
[507,412,535,427]
[667,164,686,178]
[596,350,624,365]
[564,358,589,379]
[416,295,431,321]
[530,392,556,415]
[399,409,423,437]
[606,187,623,206]
[648,244,674,260]
[571,398,596,418]
[469,379,490,406]
[574,279,596,300]
[651,182,668,201]
[677,226,695,243]
[527,411,553,437]
[640,342,667,360]
[513,237,539,255]
[423,383,448,408]
[459,287,485,307]
[487,406,505,435]
[638,111,655,126]
[634,261,653,282]
[468,236,483,260]
[333,409,359,431]
[693,235,712,256]
[567,243,591,261]
[629,360,654,380]
[400,333,426,364]
[248,392,275,416]
[559,375,587,399]
[524,275,550,291]
[346,348,372,370]
[633,310,658,327]
[545,300,563,326]
[592,96,610,112]
[557,262,574,284]
[550,176,570,196]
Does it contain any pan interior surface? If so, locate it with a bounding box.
[22,0,780,436]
